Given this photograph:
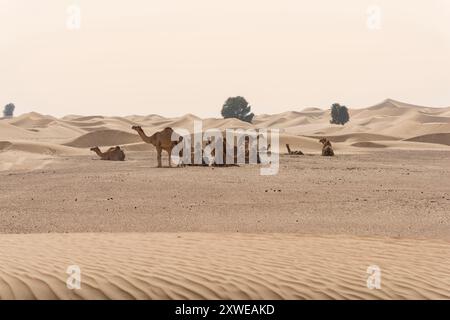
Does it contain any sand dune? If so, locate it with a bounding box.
[308,133,400,143]
[64,129,142,148]
[301,107,323,112]
[0,140,83,155]
[351,142,387,148]
[279,134,323,152]
[64,120,107,128]
[0,140,85,171]
[69,115,105,122]
[125,114,167,122]
[8,112,56,128]
[201,118,254,131]
[120,142,153,152]
[1,99,448,156]
[405,133,450,146]
[0,233,448,300]
[0,122,35,140]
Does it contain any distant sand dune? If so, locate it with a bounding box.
[70,115,105,122]
[307,133,399,143]
[0,122,35,140]
[0,233,448,300]
[406,113,450,124]
[8,112,56,128]
[75,126,112,132]
[121,142,153,152]
[64,120,106,127]
[64,130,141,148]
[201,118,254,131]
[405,133,450,146]
[301,107,323,112]
[0,140,83,155]
[279,134,322,151]
[351,142,387,148]
[1,98,450,154]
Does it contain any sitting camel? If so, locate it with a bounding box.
[90,146,125,161]
[319,138,335,156]
[286,144,304,155]
[131,126,183,167]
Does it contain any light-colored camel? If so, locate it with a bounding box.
[90,146,126,161]
[319,138,335,156]
[286,144,304,155]
[131,126,182,167]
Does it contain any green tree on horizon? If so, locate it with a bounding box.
[3,103,15,118]
[221,96,254,123]
[330,103,349,125]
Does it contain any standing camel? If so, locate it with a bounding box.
[131,126,183,167]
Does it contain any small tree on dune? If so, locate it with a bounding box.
[330,103,349,125]
[221,96,254,123]
[3,103,15,118]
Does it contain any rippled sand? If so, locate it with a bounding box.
[0,233,448,300]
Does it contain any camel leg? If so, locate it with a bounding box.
[168,149,172,167]
[157,147,162,167]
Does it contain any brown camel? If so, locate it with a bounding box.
[90,146,126,161]
[286,144,304,155]
[205,136,262,165]
[319,138,335,156]
[131,126,183,167]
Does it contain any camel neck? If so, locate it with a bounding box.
[93,149,105,157]
[137,129,155,145]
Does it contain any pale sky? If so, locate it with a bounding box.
[1,0,450,117]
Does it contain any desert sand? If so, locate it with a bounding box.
[0,99,449,299]
[0,233,449,299]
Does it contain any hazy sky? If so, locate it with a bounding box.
[1,0,450,117]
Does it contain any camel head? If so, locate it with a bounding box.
[90,146,100,152]
[131,125,142,132]
[319,138,333,148]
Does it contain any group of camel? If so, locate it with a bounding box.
[90,126,335,164]
[285,139,334,157]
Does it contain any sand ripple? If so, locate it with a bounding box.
[0,233,448,300]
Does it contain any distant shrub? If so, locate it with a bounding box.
[330,103,349,125]
[221,96,254,123]
[3,103,15,117]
